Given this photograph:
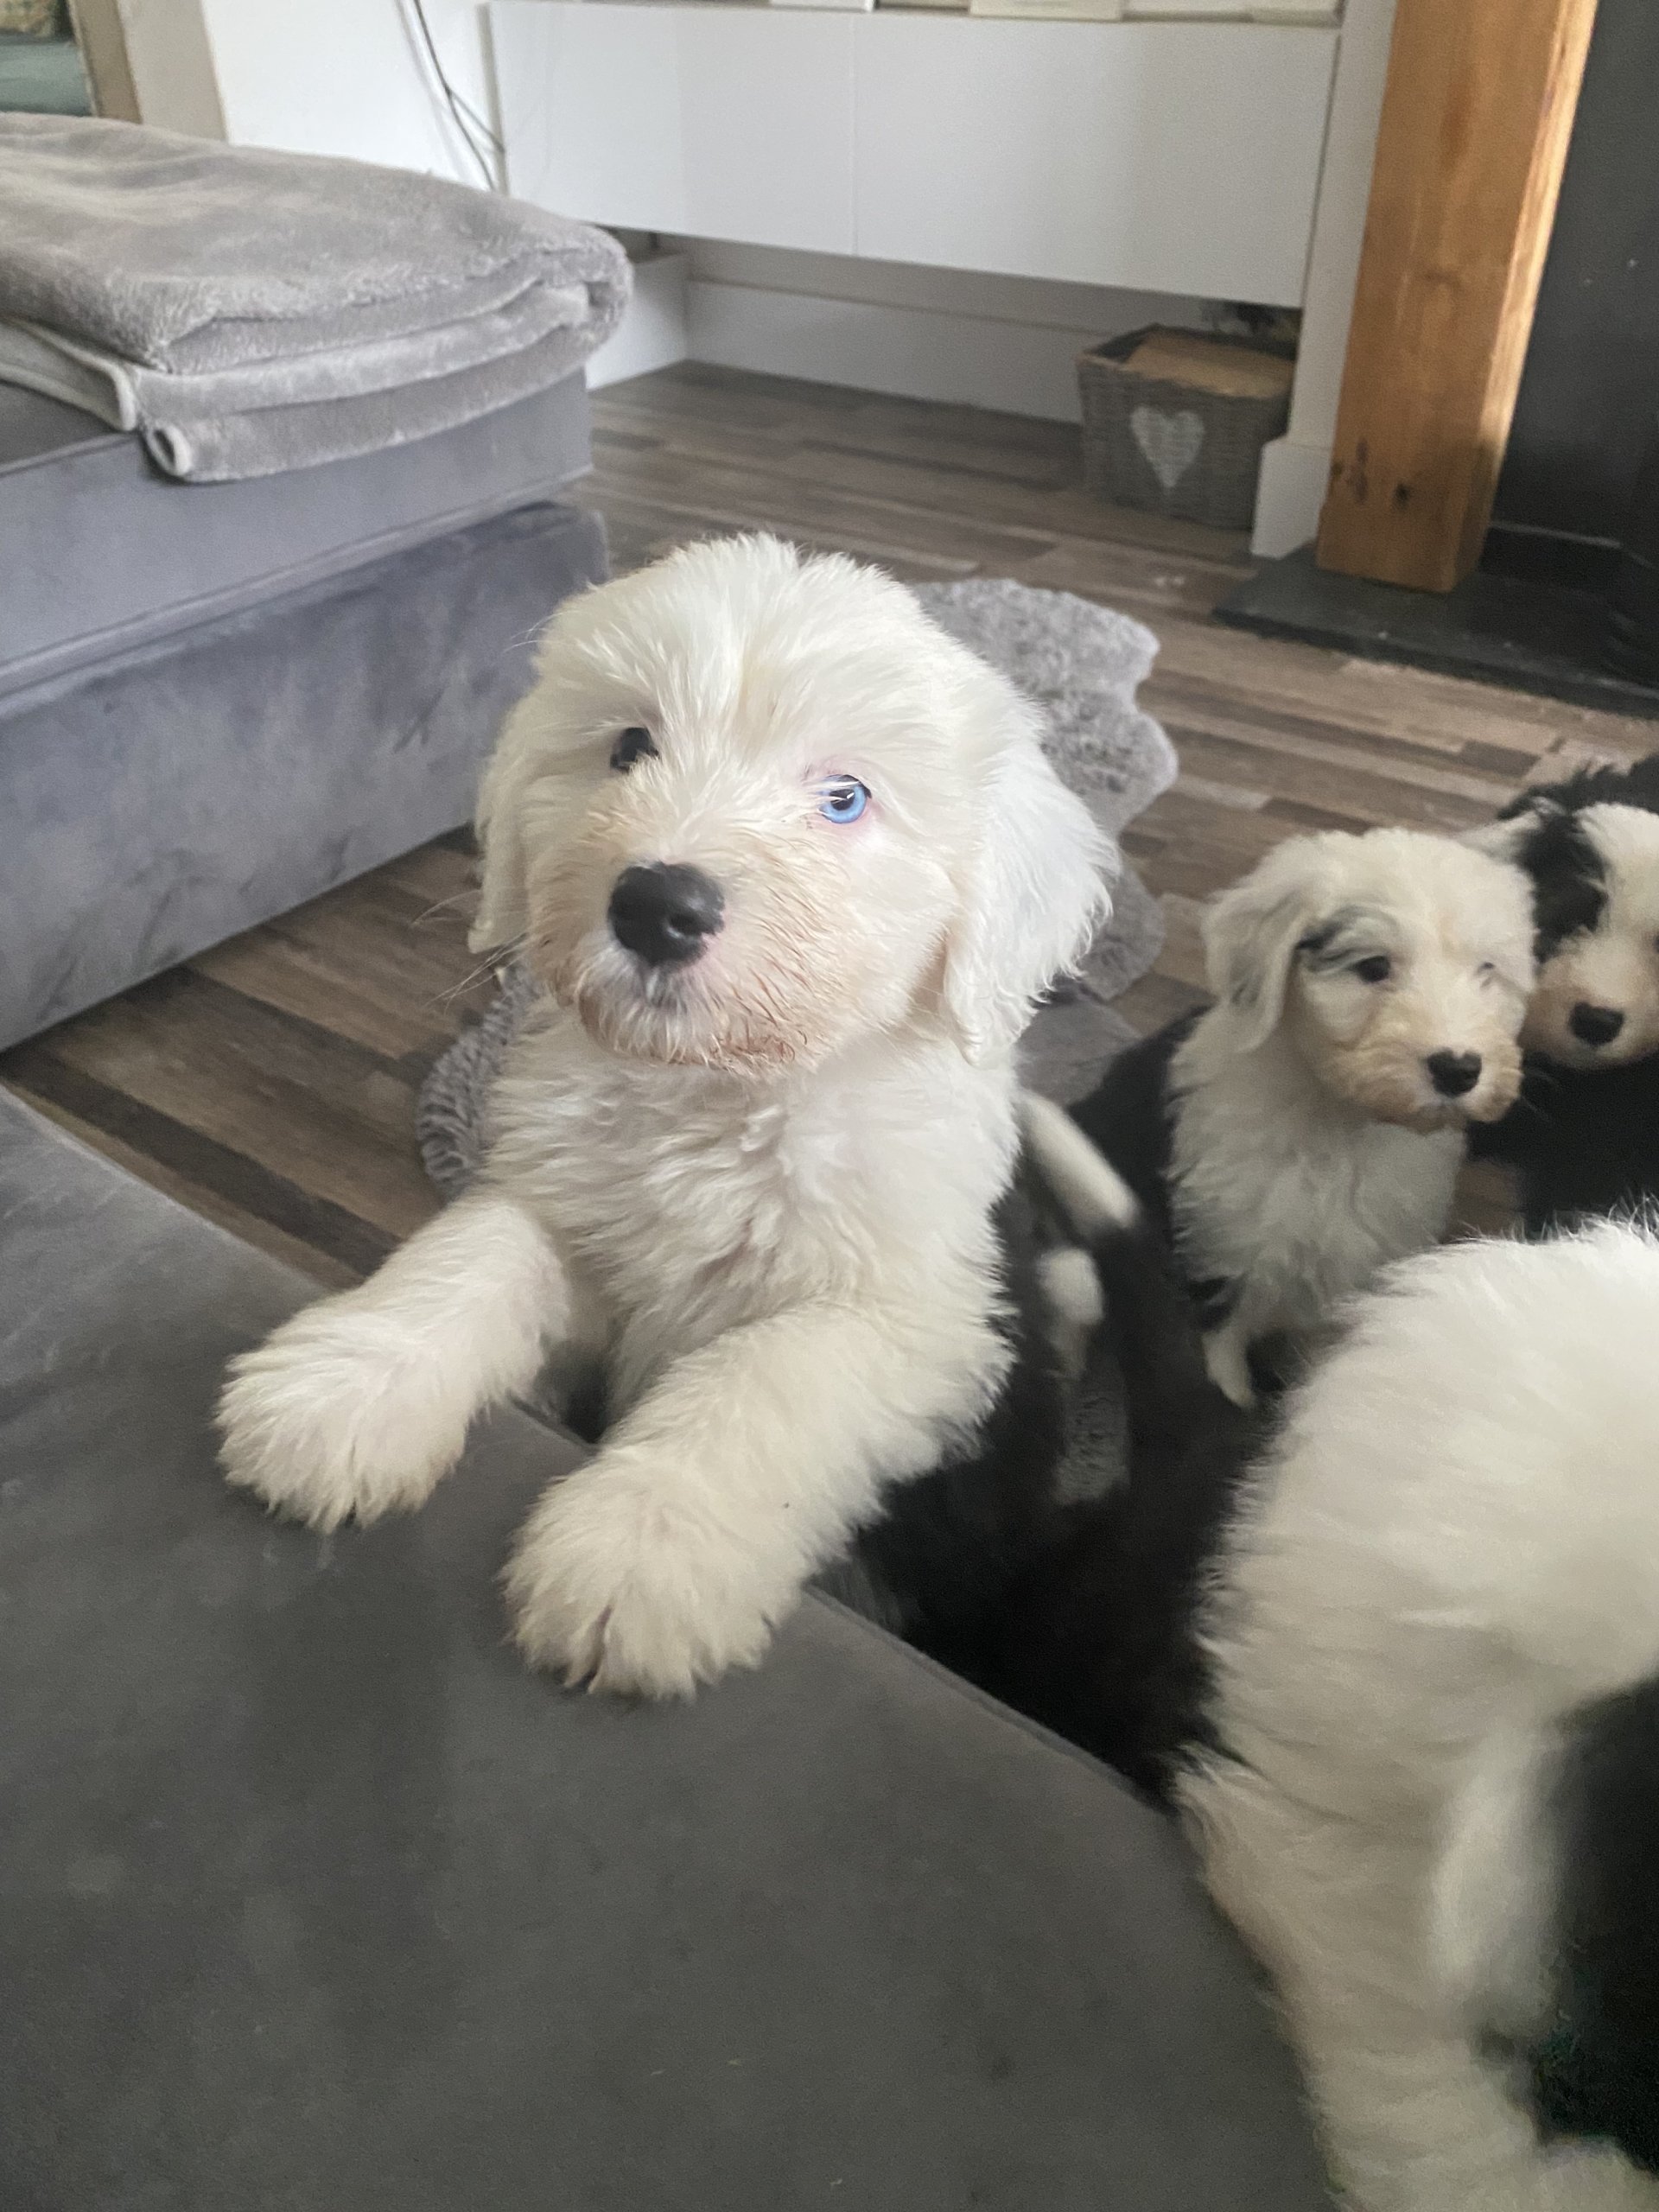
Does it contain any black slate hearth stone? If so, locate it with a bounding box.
[1216,545,1659,721]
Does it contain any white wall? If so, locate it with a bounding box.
[116,0,501,185]
[587,248,690,390]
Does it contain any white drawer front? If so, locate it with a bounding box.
[492,4,1334,304]
[855,16,1335,305]
[493,3,857,255]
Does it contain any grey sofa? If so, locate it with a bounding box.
[0,1087,1335,2210]
[0,376,605,1052]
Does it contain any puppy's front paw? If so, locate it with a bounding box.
[217,1300,469,1531]
[504,1456,795,1698]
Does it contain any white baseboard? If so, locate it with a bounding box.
[587,251,690,389]
[685,276,1138,422]
[1250,433,1332,558]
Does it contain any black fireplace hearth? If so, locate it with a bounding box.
[1220,0,1659,722]
[1605,430,1659,687]
[1215,543,1659,721]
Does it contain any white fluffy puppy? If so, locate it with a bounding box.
[217,535,1106,1696]
[1186,1224,1659,2212]
[1068,828,1535,1403]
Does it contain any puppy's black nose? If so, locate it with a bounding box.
[1569,1001,1624,1048]
[608,863,725,968]
[1427,1051,1483,1098]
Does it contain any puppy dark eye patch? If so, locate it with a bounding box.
[1296,909,1389,976]
[1533,876,1608,957]
[1516,810,1609,958]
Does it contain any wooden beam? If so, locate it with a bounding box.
[1316,0,1599,592]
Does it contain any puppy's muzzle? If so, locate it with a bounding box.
[608,862,726,969]
[1425,1050,1482,1099]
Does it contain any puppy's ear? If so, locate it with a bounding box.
[1462,794,1557,862]
[469,703,535,953]
[470,576,607,953]
[1204,841,1328,1052]
[942,696,1109,1061]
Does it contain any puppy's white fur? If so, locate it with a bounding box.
[1023,1090,1135,1382]
[219,536,1107,1696]
[1185,1224,1659,2212]
[1172,828,1534,1403]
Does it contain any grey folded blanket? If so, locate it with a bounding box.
[0,115,630,480]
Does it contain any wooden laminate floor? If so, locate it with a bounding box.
[9,361,1657,1285]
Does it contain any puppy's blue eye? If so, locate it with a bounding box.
[611,726,658,772]
[817,778,869,824]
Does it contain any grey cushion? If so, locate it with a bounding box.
[0,372,590,696]
[0,498,607,1051]
[0,1089,1332,2209]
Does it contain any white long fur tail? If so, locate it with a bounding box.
[1019,1090,1141,1240]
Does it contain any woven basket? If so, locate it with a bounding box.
[1077,326,1293,531]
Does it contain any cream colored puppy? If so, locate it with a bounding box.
[1177,828,1535,1401]
[1066,827,1535,1406]
[217,536,1106,1696]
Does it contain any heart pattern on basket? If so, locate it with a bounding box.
[1130,405,1205,493]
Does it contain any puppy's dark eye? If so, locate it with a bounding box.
[1353,955,1392,984]
[610,726,658,772]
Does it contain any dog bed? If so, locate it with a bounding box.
[416,578,1178,1199]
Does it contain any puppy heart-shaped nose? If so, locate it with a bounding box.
[1426,1050,1482,1098]
[608,863,725,967]
[1569,1002,1624,1048]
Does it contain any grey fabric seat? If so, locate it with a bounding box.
[0,497,606,1052]
[0,1091,1333,2211]
[0,373,607,1053]
[0,376,592,697]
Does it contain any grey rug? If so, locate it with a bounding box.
[416,579,1177,1200]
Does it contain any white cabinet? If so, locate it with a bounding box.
[492,2,1339,306]
[493,3,857,253]
[855,16,1335,304]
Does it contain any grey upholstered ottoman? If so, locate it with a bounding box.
[0,377,606,1053]
[0,497,605,1053]
[0,376,593,694]
[0,1090,1332,2210]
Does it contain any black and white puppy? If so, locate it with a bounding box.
[823,1181,1076,1676]
[974,1095,1261,1796]
[1002,1095,1659,2212]
[1062,828,1535,1403]
[1472,753,1659,1233]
